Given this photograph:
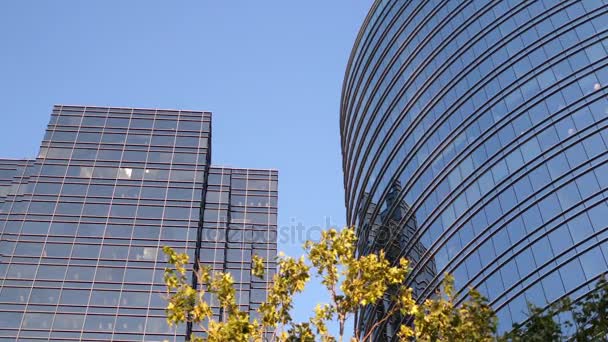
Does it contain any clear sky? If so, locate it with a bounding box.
[0,0,372,334]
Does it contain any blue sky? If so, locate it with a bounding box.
[0,0,371,333]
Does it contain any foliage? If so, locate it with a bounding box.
[407,274,497,342]
[163,246,259,342]
[163,228,498,341]
[501,275,608,341]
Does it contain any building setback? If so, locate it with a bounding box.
[0,105,277,341]
[340,1,608,339]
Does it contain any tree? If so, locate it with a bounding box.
[163,227,497,341]
[501,275,608,341]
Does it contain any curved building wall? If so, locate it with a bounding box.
[341,0,608,337]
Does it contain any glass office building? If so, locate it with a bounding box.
[0,105,278,341]
[192,166,278,336]
[341,1,608,339]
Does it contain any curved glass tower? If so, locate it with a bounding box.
[340,1,608,338]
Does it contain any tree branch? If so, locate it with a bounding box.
[361,303,400,342]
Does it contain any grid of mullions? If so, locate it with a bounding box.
[0,105,210,341]
[342,1,608,339]
[191,167,277,335]
[0,160,29,208]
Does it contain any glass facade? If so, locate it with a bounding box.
[0,105,277,341]
[0,160,30,208]
[193,166,278,335]
[341,0,608,339]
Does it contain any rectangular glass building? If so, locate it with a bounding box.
[0,105,278,341]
